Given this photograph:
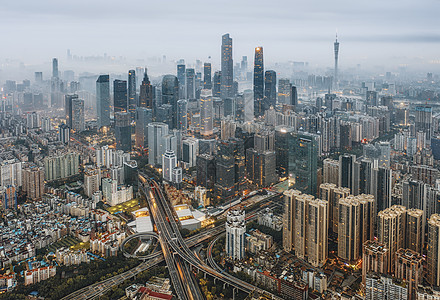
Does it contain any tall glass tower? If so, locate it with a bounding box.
[253,47,264,117]
[220,34,233,99]
[113,79,127,113]
[204,63,212,89]
[96,75,110,128]
[264,70,276,109]
[128,70,136,116]
[139,70,153,109]
[162,75,179,129]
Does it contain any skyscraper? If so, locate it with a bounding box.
[220,34,233,99]
[226,209,245,260]
[290,85,298,107]
[264,70,276,109]
[115,112,131,152]
[71,98,85,132]
[113,79,128,113]
[128,70,136,116]
[334,34,339,88]
[213,71,221,98]
[415,105,433,141]
[148,122,169,166]
[362,240,389,285]
[203,63,212,89]
[52,58,59,78]
[135,107,152,148]
[139,69,154,109]
[283,189,302,252]
[278,79,291,104]
[186,68,196,99]
[96,75,111,128]
[162,150,177,182]
[307,197,328,267]
[177,99,188,132]
[406,208,424,254]
[177,64,186,98]
[427,214,440,286]
[161,75,179,129]
[339,154,356,193]
[338,196,361,262]
[65,94,79,128]
[253,46,264,117]
[200,89,213,136]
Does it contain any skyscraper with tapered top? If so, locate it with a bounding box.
[253,46,264,117]
[334,34,339,89]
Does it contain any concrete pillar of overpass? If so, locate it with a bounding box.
[233,287,237,300]
[204,272,207,279]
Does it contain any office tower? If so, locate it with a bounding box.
[203,63,212,89]
[278,79,291,104]
[246,148,276,187]
[200,89,213,136]
[338,196,361,261]
[283,189,302,252]
[290,86,298,108]
[372,167,392,215]
[58,123,70,144]
[334,35,339,88]
[264,70,276,108]
[226,209,245,260]
[162,75,179,129]
[186,68,196,99]
[362,240,389,285]
[96,75,111,128]
[307,198,328,267]
[135,107,152,148]
[115,112,131,152]
[365,273,408,300]
[415,105,432,141]
[162,150,177,182]
[323,158,339,185]
[275,126,294,178]
[65,94,79,128]
[156,104,173,127]
[427,214,440,286]
[139,70,154,109]
[84,168,100,198]
[253,46,264,117]
[177,64,186,98]
[177,99,188,132]
[22,166,45,200]
[339,154,356,193]
[220,33,233,99]
[35,72,43,82]
[377,205,407,273]
[366,91,378,107]
[223,97,235,118]
[182,138,198,167]
[147,122,169,166]
[71,98,85,132]
[213,71,221,97]
[289,132,319,196]
[113,79,128,113]
[395,249,423,300]
[128,70,136,115]
[196,154,216,190]
[214,138,245,202]
[52,58,59,78]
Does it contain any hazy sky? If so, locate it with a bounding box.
[2,0,440,71]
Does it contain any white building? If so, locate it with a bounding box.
[200,89,213,136]
[84,168,100,198]
[226,209,246,260]
[148,122,169,166]
[162,150,177,182]
[182,138,199,168]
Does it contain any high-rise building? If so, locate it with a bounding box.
[84,168,100,198]
[290,86,298,108]
[96,75,111,128]
[203,63,212,89]
[147,122,169,166]
[182,138,198,168]
[406,209,424,254]
[338,196,361,261]
[177,64,186,98]
[52,58,59,78]
[213,71,221,98]
[253,46,264,117]
[334,35,339,88]
[22,166,45,200]
[128,70,136,115]
[44,153,80,181]
[339,154,356,193]
[58,123,70,144]
[278,79,291,104]
[395,248,423,300]
[226,209,245,260]
[365,273,408,300]
[135,107,152,148]
[283,189,302,252]
[323,158,339,185]
[65,94,78,128]
[362,240,389,285]
[139,70,154,109]
[275,126,294,179]
[113,79,128,113]
[377,205,407,273]
[162,150,177,182]
[427,214,440,286]
[115,112,131,152]
[246,148,276,187]
[186,68,196,99]
[176,99,188,132]
[71,98,85,132]
[288,131,319,196]
[264,70,276,109]
[372,167,392,215]
[331,187,351,235]
[221,34,233,99]
[415,105,432,141]
[307,198,328,267]
[200,89,213,136]
[0,185,17,210]
[162,75,179,129]
[196,154,216,190]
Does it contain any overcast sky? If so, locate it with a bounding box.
[2,0,440,71]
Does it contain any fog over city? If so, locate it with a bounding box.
[2,0,440,78]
